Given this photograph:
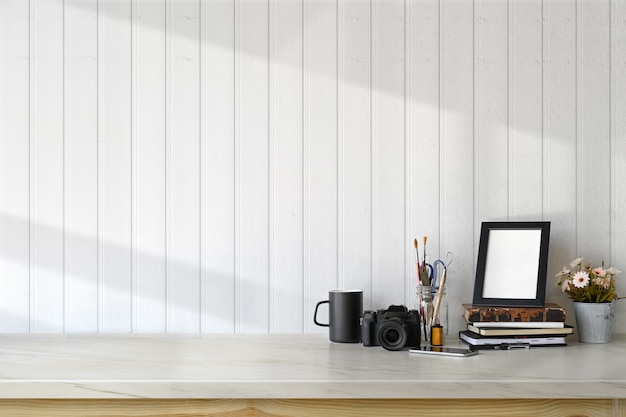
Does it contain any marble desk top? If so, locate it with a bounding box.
[1,334,625,399]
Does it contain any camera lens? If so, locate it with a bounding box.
[377,319,407,351]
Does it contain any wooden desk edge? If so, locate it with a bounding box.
[0,398,624,417]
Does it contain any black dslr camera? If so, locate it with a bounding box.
[362,305,421,351]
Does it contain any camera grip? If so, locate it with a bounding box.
[313,300,330,327]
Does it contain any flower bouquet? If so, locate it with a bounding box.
[555,257,621,343]
[555,257,621,303]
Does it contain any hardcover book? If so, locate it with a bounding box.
[466,323,574,337]
[469,321,565,329]
[459,330,568,348]
[462,303,566,323]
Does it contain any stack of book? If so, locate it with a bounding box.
[459,303,573,349]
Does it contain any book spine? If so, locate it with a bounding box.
[464,307,566,323]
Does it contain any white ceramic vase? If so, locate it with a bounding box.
[572,301,615,343]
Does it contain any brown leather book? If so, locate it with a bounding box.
[462,303,566,323]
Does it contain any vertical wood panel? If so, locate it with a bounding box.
[509,0,543,219]
[66,0,99,332]
[203,0,236,333]
[0,0,31,332]
[372,0,405,308]
[31,0,65,332]
[339,0,372,307]
[407,0,440,308]
[100,0,132,332]
[164,0,171,332]
[611,0,626,333]
[168,0,201,332]
[476,0,509,222]
[238,0,270,333]
[543,0,577,305]
[270,0,304,333]
[134,0,167,333]
[304,0,339,332]
[577,0,611,261]
[440,0,475,335]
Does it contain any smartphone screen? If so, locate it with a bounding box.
[408,346,478,357]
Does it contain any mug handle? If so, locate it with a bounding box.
[313,300,330,327]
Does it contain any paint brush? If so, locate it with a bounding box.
[415,237,427,285]
[414,238,428,341]
[419,236,430,286]
[413,238,423,291]
[431,266,447,327]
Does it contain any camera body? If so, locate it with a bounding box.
[361,305,421,350]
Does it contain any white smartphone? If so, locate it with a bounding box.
[408,346,479,357]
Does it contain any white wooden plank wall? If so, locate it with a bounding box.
[305,0,338,329]
[202,0,236,332]
[543,0,578,312]
[1,0,625,335]
[0,0,30,332]
[67,0,99,332]
[134,0,167,333]
[439,0,476,330]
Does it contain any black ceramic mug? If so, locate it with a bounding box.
[314,290,363,343]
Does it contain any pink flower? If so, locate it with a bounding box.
[594,277,611,289]
[572,270,590,288]
[593,267,606,277]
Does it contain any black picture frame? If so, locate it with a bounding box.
[472,221,551,307]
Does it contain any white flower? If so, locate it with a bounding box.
[570,257,584,268]
[572,270,590,288]
[561,279,571,292]
[606,267,622,275]
[555,266,570,278]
